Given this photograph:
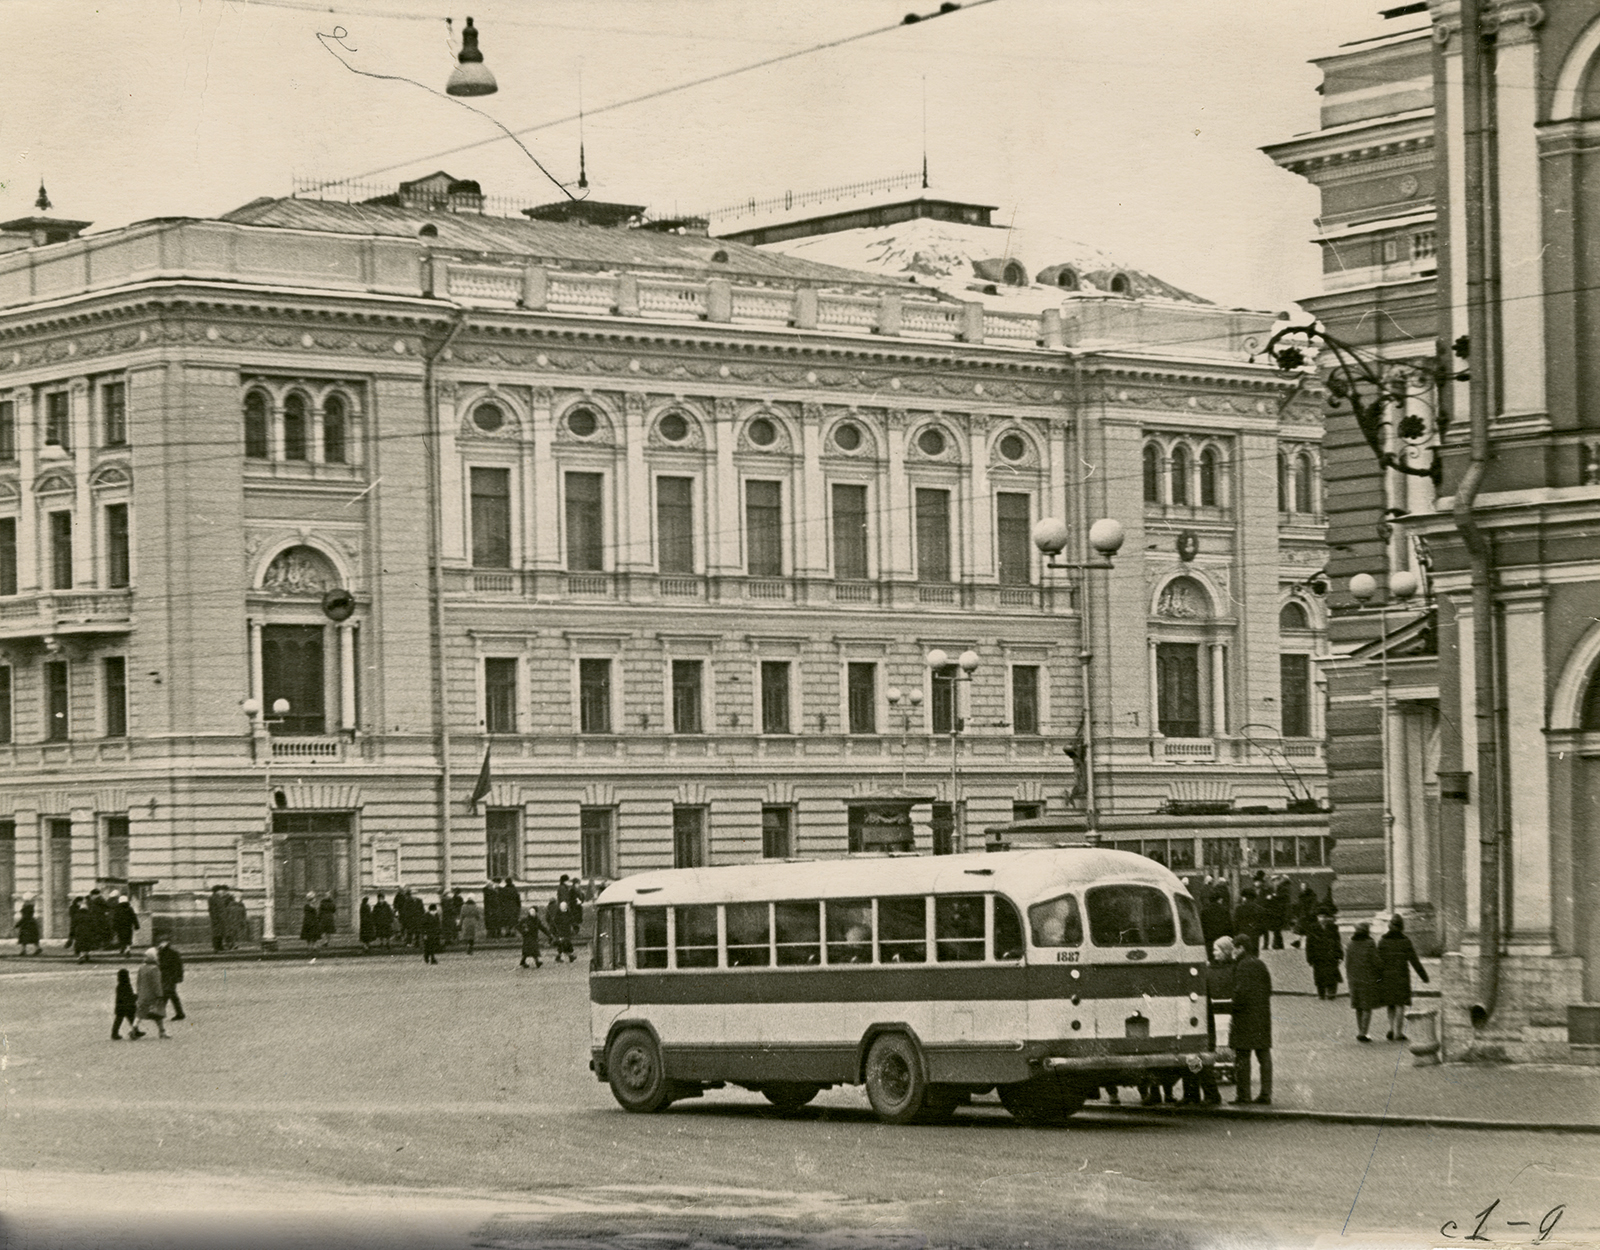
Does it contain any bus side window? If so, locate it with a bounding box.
[1174,893,1205,948]
[593,904,625,971]
[935,895,984,962]
[878,896,927,963]
[635,906,669,969]
[993,896,1024,961]
[675,904,719,968]
[825,898,873,964]
[775,900,821,965]
[1028,894,1083,947]
[726,902,771,967]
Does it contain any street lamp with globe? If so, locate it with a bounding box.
[241,696,292,948]
[924,649,980,853]
[1032,515,1125,837]
[885,686,924,789]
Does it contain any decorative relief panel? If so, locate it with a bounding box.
[261,545,340,595]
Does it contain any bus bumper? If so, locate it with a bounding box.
[1037,1051,1216,1076]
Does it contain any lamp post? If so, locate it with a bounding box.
[242,697,290,947]
[1348,570,1420,917]
[885,686,924,789]
[1032,516,1125,840]
[924,649,979,853]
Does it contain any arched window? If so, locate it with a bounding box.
[1279,601,1310,631]
[1277,452,1290,512]
[1293,452,1315,514]
[1170,445,1191,506]
[1199,446,1219,506]
[1582,670,1600,731]
[1143,444,1162,504]
[282,394,308,462]
[244,391,269,460]
[323,395,347,465]
[1057,268,1078,290]
[1110,273,1131,295]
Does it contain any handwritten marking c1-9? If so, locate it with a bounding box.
[1439,1199,1565,1244]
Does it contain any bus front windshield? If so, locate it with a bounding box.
[1085,884,1176,947]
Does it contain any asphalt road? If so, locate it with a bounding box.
[1,951,1595,1249]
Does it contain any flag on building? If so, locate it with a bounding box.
[469,747,492,812]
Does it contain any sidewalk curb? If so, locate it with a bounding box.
[3,940,537,970]
[1092,1103,1600,1134]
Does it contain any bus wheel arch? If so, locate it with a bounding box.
[862,1030,931,1126]
[606,1025,673,1114]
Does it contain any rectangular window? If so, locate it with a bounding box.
[49,511,72,590]
[580,806,614,880]
[1156,642,1202,738]
[671,659,703,734]
[101,381,127,447]
[915,488,951,582]
[105,503,130,589]
[105,814,130,880]
[672,806,706,869]
[44,392,70,450]
[260,624,326,735]
[996,492,1032,586]
[831,483,869,580]
[322,402,347,464]
[103,656,127,737]
[1280,653,1312,737]
[565,471,604,570]
[1013,801,1045,822]
[0,399,15,461]
[745,480,783,577]
[1411,230,1437,261]
[825,899,873,964]
[675,903,718,967]
[931,801,956,856]
[846,662,877,734]
[1012,665,1040,735]
[878,895,927,963]
[45,660,69,741]
[726,901,771,966]
[483,657,518,734]
[760,660,791,734]
[470,467,512,569]
[635,906,667,969]
[656,476,695,574]
[935,895,985,962]
[761,805,792,859]
[0,517,15,596]
[485,809,521,880]
[578,658,612,734]
[0,666,11,744]
[775,900,821,965]
[930,665,956,734]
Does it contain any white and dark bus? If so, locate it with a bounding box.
[588,847,1214,1125]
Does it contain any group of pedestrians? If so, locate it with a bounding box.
[298,893,339,948]
[205,885,250,951]
[39,889,147,963]
[111,938,185,1040]
[1191,872,1332,956]
[515,875,584,968]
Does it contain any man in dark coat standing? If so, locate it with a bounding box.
[1346,922,1384,1042]
[1200,887,1233,954]
[420,902,442,964]
[1377,914,1430,1040]
[110,894,140,955]
[1233,889,1265,952]
[1305,910,1344,1000]
[156,937,186,1020]
[1228,934,1273,1104]
[76,891,110,962]
[208,886,230,953]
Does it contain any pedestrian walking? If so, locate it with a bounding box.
[1228,934,1273,1104]
[156,937,186,1020]
[372,893,394,951]
[502,878,522,935]
[1345,921,1383,1042]
[224,894,248,949]
[547,893,577,963]
[458,896,481,955]
[443,889,463,947]
[111,894,140,956]
[112,968,138,1040]
[299,894,321,949]
[15,898,41,956]
[1292,884,1321,946]
[1305,910,1344,1000]
[1263,878,1289,951]
[208,885,230,952]
[517,905,548,968]
[75,891,109,963]
[1232,889,1265,953]
[483,881,501,939]
[421,902,442,964]
[1200,885,1233,953]
[317,894,337,947]
[1196,935,1236,1105]
[359,897,374,951]
[1377,914,1430,1040]
[131,948,169,1039]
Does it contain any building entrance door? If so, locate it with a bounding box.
[47,818,72,935]
[272,812,352,938]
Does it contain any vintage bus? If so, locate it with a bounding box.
[588,847,1214,1125]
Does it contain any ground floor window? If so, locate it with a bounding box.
[761,805,792,859]
[581,807,614,879]
[673,806,706,868]
[485,808,521,880]
[104,814,130,880]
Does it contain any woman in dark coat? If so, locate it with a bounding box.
[15,899,41,956]
[1200,888,1233,953]
[1377,914,1430,1040]
[547,895,577,963]
[1345,922,1383,1042]
[111,895,140,955]
[371,893,394,950]
[1304,911,1344,999]
[300,894,321,947]
[517,907,548,969]
[358,898,374,950]
[75,893,109,963]
[1292,885,1321,943]
[317,894,337,946]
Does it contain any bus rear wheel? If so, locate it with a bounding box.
[607,1028,671,1113]
[999,1075,1087,1127]
[761,1082,823,1112]
[864,1033,928,1125]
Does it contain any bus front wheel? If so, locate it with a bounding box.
[607,1028,672,1113]
[864,1033,928,1125]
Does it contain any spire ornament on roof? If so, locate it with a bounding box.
[36,181,51,212]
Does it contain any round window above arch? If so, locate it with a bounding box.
[566,406,599,438]
[747,416,778,447]
[998,431,1028,462]
[916,427,948,456]
[473,402,506,434]
[833,421,863,452]
[658,411,690,443]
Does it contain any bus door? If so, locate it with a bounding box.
[589,903,629,1041]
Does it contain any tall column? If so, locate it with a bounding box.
[712,398,741,576]
[13,388,38,592]
[1148,640,1161,736]
[966,414,993,583]
[339,621,358,731]
[530,388,559,570]
[1386,698,1411,908]
[620,393,650,572]
[1502,590,1552,946]
[70,378,91,587]
[798,403,825,581]
[1492,20,1547,418]
[1454,596,1482,939]
[1210,643,1227,736]
[436,384,463,562]
[249,619,263,703]
[884,410,911,581]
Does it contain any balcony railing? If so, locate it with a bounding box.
[0,589,134,640]
[270,737,344,761]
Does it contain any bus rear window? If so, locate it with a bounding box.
[1028,894,1083,947]
[593,904,625,971]
[826,898,872,964]
[1086,885,1176,947]
[775,901,820,965]
[636,906,668,968]
[675,904,718,968]
[878,896,926,963]
[726,902,770,967]
[1174,893,1205,947]
[995,897,1024,960]
[935,895,984,962]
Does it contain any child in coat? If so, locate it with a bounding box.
[112,968,137,1040]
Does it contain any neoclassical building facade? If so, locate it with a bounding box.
[0,182,1324,943]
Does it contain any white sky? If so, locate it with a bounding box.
[0,0,1398,311]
